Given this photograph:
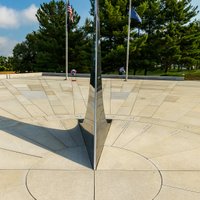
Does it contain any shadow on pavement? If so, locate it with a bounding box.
[0,116,92,169]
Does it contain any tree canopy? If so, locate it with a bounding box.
[5,0,200,74]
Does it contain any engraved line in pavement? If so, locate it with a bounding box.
[0,147,42,158]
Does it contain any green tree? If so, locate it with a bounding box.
[0,56,6,65]
[96,0,199,74]
[90,0,147,73]
[0,56,13,71]
[35,0,67,72]
[179,21,200,70]
[159,0,198,72]
[32,0,91,72]
[12,0,92,73]
[0,56,7,71]
[68,18,93,73]
[12,38,35,72]
[12,32,39,72]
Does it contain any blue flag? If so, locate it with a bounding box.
[131,8,142,23]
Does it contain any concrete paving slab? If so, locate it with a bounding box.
[95,170,161,200]
[0,130,50,157]
[0,77,200,199]
[0,170,33,200]
[31,99,54,116]
[0,100,31,119]
[112,121,151,148]
[32,147,91,170]
[27,170,94,200]
[125,129,200,159]
[151,148,200,170]
[155,186,200,200]
[0,148,41,169]
[162,171,200,193]
[97,146,157,170]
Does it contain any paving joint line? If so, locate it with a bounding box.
[0,147,42,158]
[164,184,200,194]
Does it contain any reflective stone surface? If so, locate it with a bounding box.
[80,0,111,169]
[95,90,111,168]
[80,85,110,169]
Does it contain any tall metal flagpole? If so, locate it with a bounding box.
[125,0,132,81]
[65,0,69,80]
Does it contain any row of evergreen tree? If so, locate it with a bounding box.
[3,0,200,74]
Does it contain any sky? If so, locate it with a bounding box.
[0,0,199,57]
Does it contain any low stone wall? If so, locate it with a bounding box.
[0,72,184,81]
[42,73,184,81]
[0,73,42,79]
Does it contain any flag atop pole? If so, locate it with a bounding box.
[66,1,74,80]
[125,4,142,81]
[67,2,74,23]
[125,0,132,81]
[131,7,142,24]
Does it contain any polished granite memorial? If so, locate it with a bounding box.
[79,0,111,170]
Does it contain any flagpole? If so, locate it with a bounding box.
[65,0,69,80]
[125,0,132,81]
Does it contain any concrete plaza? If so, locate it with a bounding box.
[0,75,200,199]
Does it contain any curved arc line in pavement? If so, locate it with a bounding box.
[25,169,38,200]
[107,146,164,200]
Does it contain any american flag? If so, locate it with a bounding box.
[67,3,74,23]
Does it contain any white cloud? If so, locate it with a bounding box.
[0,4,38,29]
[21,4,38,24]
[0,36,18,56]
[0,5,18,28]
